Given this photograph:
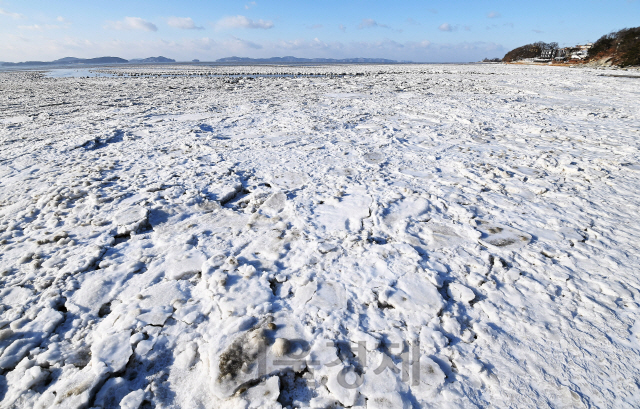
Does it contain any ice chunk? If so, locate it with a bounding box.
[173,300,203,324]
[136,306,173,326]
[476,221,531,249]
[366,392,406,409]
[311,190,371,233]
[363,151,386,164]
[120,390,146,409]
[165,248,207,280]
[34,364,109,409]
[214,327,268,398]
[0,328,14,341]
[0,287,34,307]
[308,281,347,310]
[415,356,446,389]
[93,377,133,408]
[270,171,308,190]
[383,196,431,228]
[17,365,48,392]
[271,338,290,357]
[261,191,287,215]
[324,364,359,407]
[378,273,444,325]
[238,264,257,279]
[67,260,146,316]
[0,308,63,370]
[448,283,475,303]
[114,206,149,235]
[240,376,281,409]
[91,331,133,373]
[175,342,199,369]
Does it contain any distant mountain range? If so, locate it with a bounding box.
[215,56,398,63]
[129,56,176,63]
[1,55,399,67]
[1,56,175,67]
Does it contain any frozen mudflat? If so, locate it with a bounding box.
[0,63,639,408]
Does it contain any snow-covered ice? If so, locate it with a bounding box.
[0,63,639,408]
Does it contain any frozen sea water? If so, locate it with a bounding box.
[44,69,116,78]
[0,63,639,408]
[44,68,329,79]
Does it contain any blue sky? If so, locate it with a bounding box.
[1,0,638,62]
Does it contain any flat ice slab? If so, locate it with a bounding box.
[1,63,639,408]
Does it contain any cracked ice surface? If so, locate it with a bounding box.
[0,64,639,408]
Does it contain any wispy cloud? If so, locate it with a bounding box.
[18,24,68,30]
[358,18,389,29]
[308,24,323,29]
[277,37,334,51]
[215,15,273,30]
[5,33,31,44]
[486,22,514,31]
[228,36,262,49]
[0,7,24,19]
[19,16,71,31]
[0,34,506,63]
[438,23,455,32]
[244,1,257,10]
[487,11,501,18]
[339,24,346,32]
[167,17,203,30]
[406,18,420,26]
[532,29,543,33]
[106,17,158,32]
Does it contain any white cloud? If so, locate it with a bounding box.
[167,17,203,30]
[339,24,346,32]
[486,22,514,31]
[0,7,24,19]
[0,33,506,64]
[277,37,335,51]
[487,11,501,18]
[216,15,273,30]
[18,24,41,30]
[18,24,67,30]
[244,1,257,10]
[106,17,158,32]
[357,18,402,32]
[227,36,262,49]
[438,23,454,32]
[358,18,389,29]
[19,16,71,31]
[308,24,323,29]
[272,38,504,63]
[4,33,31,44]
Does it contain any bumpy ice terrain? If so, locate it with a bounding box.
[0,64,639,408]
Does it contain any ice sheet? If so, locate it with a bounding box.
[0,63,639,408]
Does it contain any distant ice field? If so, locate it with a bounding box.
[0,63,639,408]
[43,68,329,79]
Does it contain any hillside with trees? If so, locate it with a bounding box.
[502,26,639,67]
[502,42,558,63]
[588,27,640,67]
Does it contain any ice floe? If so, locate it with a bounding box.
[0,63,639,408]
